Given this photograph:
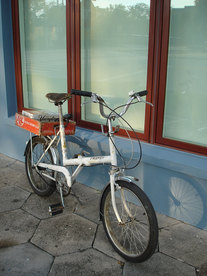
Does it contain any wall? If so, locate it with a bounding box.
[0,0,207,230]
[0,0,26,158]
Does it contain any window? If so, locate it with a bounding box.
[15,0,68,113]
[156,0,207,154]
[164,0,207,147]
[80,0,150,132]
[12,0,207,155]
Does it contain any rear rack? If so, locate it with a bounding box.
[15,112,76,136]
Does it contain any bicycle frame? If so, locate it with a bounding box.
[21,90,160,262]
[35,103,122,222]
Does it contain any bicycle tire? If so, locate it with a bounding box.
[100,180,158,262]
[25,136,56,196]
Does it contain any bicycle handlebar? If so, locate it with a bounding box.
[71,89,147,99]
[129,90,148,98]
[70,89,150,119]
[71,89,92,98]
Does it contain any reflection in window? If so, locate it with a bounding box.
[80,1,150,131]
[19,0,67,112]
[163,0,207,146]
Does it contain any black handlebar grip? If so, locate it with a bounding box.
[137,90,148,97]
[71,89,92,97]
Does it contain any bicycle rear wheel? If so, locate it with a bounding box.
[25,136,56,196]
[100,180,158,262]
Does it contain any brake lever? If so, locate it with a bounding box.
[136,96,154,107]
[80,93,98,106]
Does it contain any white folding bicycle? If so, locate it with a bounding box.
[24,89,158,263]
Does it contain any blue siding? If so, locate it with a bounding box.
[0,0,17,118]
[0,0,26,159]
[0,0,207,229]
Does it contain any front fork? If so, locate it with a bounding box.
[110,169,122,223]
[109,169,134,224]
[108,119,131,224]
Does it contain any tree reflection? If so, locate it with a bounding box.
[24,1,150,50]
[24,0,66,50]
[171,0,207,51]
[89,2,150,47]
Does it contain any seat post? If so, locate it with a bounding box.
[58,103,68,163]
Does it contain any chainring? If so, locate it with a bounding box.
[56,172,71,196]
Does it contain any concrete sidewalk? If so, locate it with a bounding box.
[0,153,206,276]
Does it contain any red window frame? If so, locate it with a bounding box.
[12,0,23,113]
[72,0,156,142]
[11,0,207,156]
[154,0,207,155]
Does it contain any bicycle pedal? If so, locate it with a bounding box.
[49,203,64,216]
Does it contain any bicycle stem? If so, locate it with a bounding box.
[108,118,118,166]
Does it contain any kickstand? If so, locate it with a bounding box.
[59,183,65,208]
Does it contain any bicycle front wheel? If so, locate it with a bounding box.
[100,180,158,262]
[25,136,56,196]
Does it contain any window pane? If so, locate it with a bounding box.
[19,0,67,113]
[163,0,207,147]
[80,0,150,131]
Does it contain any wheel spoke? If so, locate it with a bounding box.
[25,137,56,196]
